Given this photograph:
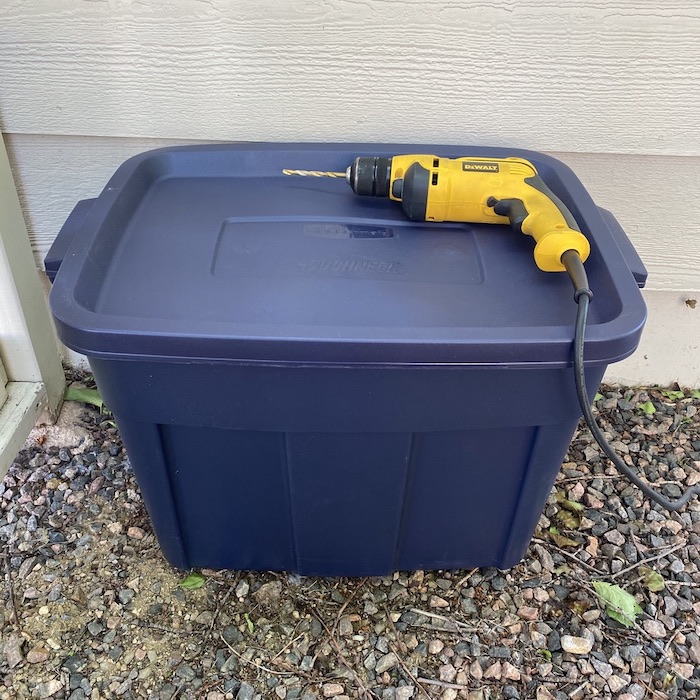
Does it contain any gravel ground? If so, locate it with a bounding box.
[1,376,699,700]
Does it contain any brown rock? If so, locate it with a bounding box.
[517,606,539,621]
[429,595,449,608]
[630,655,645,674]
[254,581,282,607]
[502,661,521,681]
[26,647,50,664]
[127,526,145,539]
[322,683,344,697]
[483,661,502,680]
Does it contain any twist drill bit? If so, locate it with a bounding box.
[282,169,346,178]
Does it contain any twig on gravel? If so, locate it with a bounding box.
[556,475,622,483]
[638,677,670,700]
[331,577,367,634]
[383,607,407,656]
[127,615,184,636]
[409,608,475,633]
[316,615,380,700]
[609,543,686,580]
[663,626,691,657]
[455,568,478,588]
[3,552,21,631]
[388,642,431,699]
[220,634,311,679]
[416,677,471,690]
[531,538,607,575]
[169,681,186,700]
[203,579,237,643]
[567,680,590,698]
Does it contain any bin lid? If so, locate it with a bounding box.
[49,143,646,367]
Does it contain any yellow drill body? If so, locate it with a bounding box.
[387,155,590,272]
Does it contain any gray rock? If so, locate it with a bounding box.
[491,576,507,591]
[69,674,85,690]
[118,588,134,604]
[62,654,85,672]
[591,658,613,679]
[547,630,562,652]
[620,645,643,662]
[175,663,197,681]
[489,646,511,659]
[310,616,323,638]
[215,649,228,670]
[223,624,243,644]
[669,558,684,574]
[87,619,104,636]
[237,682,255,700]
[221,654,238,674]
[375,652,398,674]
[626,684,645,700]
[47,584,63,602]
[2,636,23,668]
[196,610,214,625]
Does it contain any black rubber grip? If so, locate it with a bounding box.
[490,197,529,233]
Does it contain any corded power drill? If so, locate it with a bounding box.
[344,155,590,273]
[284,153,700,511]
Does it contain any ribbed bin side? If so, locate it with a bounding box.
[92,359,604,575]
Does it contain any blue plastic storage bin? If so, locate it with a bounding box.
[47,143,646,576]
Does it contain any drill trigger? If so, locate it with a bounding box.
[489,197,529,234]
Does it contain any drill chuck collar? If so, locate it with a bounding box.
[347,157,392,196]
[348,157,430,221]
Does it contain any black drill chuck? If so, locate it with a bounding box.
[347,157,392,196]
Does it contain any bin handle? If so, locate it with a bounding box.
[597,207,647,289]
[44,198,97,283]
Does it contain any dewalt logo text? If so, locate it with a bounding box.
[462,162,500,173]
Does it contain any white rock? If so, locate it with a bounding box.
[561,635,593,655]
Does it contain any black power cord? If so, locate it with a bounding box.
[561,250,700,512]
